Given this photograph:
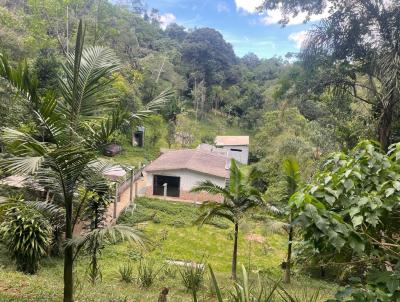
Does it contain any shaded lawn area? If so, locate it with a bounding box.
[0,197,336,302]
[99,143,159,168]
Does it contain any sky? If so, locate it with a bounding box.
[144,0,328,59]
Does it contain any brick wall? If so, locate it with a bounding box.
[145,186,223,203]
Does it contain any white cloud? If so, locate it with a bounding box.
[261,4,331,25]
[288,30,308,49]
[159,13,176,30]
[217,2,230,13]
[234,0,264,14]
[234,0,330,25]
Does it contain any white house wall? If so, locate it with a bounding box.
[144,169,226,191]
[221,145,249,164]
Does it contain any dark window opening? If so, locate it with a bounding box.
[230,148,242,152]
[153,175,180,197]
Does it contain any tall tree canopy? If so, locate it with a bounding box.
[262,0,400,150]
[182,28,237,86]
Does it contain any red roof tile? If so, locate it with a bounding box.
[215,136,249,146]
[144,149,229,178]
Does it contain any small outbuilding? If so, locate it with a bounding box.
[215,136,249,164]
[143,149,229,202]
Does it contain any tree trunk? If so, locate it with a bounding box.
[64,198,74,302]
[378,101,394,152]
[231,222,239,280]
[283,221,293,284]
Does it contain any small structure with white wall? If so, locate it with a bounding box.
[215,136,249,165]
[143,149,229,202]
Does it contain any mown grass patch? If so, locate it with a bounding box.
[0,197,336,301]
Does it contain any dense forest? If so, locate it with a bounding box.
[0,0,380,197]
[0,0,399,301]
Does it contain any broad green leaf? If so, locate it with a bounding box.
[343,179,354,191]
[349,207,359,218]
[385,188,395,197]
[351,215,363,227]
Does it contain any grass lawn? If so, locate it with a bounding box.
[100,143,159,167]
[0,198,337,301]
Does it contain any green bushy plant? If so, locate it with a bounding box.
[137,259,162,288]
[119,262,134,283]
[209,265,324,302]
[179,261,205,302]
[0,206,52,274]
[127,250,143,262]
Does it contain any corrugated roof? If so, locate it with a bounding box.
[144,149,229,178]
[103,166,127,181]
[215,136,249,146]
[0,175,45,191]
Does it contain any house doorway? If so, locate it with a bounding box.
[153,175,180,197]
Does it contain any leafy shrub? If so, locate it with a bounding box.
[119,262,134,283]
[0,206,52,274]
[137,259,161,288]
[210,265,280,302]
[179,261,205,301]
[127,250,143,262]
[152,215,161,224]
[209,265,326,302]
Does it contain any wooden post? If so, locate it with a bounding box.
[129,169,134,203]
[135,163,141,198]
[113,182,118,219]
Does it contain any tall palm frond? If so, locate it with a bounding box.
[191,180,232,199]
[58,22,120,126]
[1,157,45,175]
[34,94,68,146]
[46,147,96,182]
[0,53,41,109]
[264,219,289,236]
[130,89,174,120]
[1,128,48,156]
[0,199,65,228]
[68,224,146,258]
[0,128,49,175]
[195,202,235,225]
[229,159,244,198]
[27,201,65,224]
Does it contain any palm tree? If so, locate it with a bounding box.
[281,158,300,284]
[191,159,264,280]
[0,21,167,302]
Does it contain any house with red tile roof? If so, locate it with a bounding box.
[143,149,229,202]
